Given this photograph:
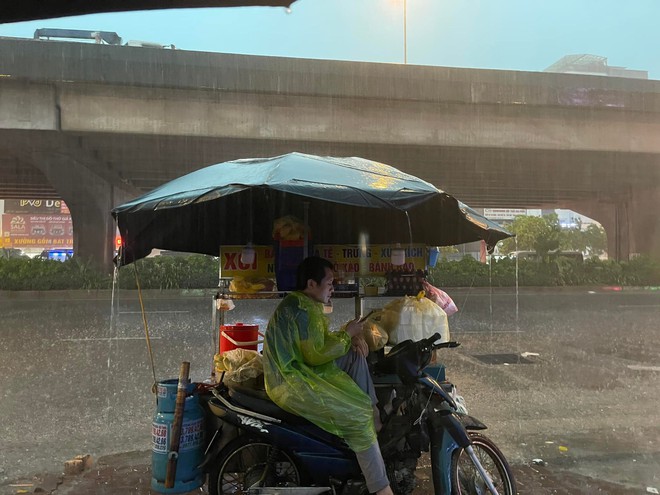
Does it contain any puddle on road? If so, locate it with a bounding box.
[472,353,535,365]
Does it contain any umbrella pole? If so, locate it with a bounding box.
[404,210,413,251]
[165,361,190,488]
[211,294,218,380]
[303,202,309,258]
[354,294,363,319]
[213,248,221,379]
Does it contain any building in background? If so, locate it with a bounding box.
[483,207,598,231]
[544,54,648,79]
[540,208,600,230]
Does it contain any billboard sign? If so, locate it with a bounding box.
[4,199,69,215]
[483,208,528,221]
[1,214,73,249]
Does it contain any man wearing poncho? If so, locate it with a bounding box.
[263,257,392,495]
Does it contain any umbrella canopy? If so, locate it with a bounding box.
[3,1,296,23]
[112,152,512,265]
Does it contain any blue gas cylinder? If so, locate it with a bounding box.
[151,379,205,494]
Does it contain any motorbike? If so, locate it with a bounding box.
[198,332,517,495]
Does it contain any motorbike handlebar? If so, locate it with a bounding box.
[419,333,461,351]
[433,341,461,350]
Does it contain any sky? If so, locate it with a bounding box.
[1,0,659,79]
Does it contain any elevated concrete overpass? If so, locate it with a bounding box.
[1,36,659,269]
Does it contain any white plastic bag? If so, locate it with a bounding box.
[379,293,449,345]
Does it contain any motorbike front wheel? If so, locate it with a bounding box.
[450,433,517,495]
[208,435,303,495]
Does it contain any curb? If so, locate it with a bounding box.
[2,286,659,301]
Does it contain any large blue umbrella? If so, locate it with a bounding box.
[112,152,511,265]
[4,1,295,23]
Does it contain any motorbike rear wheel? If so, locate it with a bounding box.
[209,435,303,495]
[450,433,516,495]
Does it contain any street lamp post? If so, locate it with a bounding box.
[403,0,407,64]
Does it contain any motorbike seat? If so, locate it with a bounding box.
[228,384,352,450]
[228,383,313,425]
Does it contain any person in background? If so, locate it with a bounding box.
[263,256,392,495]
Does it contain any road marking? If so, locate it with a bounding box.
[60,337,162,342]
[457,330,525,334]
[627,365,660,372]
[119,311,190,314]
[617,305,660,308]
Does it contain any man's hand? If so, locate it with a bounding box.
[351,335,369,357]
[344,318,363,338]
[345,318,368,357]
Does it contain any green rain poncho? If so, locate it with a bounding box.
[263,291,376,452]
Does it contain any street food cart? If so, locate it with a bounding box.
[111,152,512,492]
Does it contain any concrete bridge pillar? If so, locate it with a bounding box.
[613,200,631,262]
[568,199,629,261]
[568,186,660,261]
[628,186,660,259]
[28,150,139,273]
[66,189,118,273]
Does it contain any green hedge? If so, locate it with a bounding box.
[115,255,219,290]
[427,255,660,287]
[1,254,659,291]
[0,257,109,290]
[0,255,219,291]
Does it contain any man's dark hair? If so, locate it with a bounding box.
[296,256,333,290]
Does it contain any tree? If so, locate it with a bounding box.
[439,245,459,256]
[560,223,587,253]
[498,214,560,258]
[582,224,607,257]
[559,222,607,257]
[499,214,608,259]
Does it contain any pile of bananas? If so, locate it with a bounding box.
[272,215,307,241]
[229,276,276,296]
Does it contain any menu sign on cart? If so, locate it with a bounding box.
[314,244,426,276]
[219,244,426,278]
[220,246,275,278]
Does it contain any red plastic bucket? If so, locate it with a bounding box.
[219,323,262,353]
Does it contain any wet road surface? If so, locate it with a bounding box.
[1,287,658,492]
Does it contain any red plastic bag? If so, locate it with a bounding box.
[422,280,458,316]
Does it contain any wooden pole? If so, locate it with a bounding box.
[165,361,190,488]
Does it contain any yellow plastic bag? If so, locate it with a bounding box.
[214,349,263,384]
[379,292,449,344]
[361,318,388,351]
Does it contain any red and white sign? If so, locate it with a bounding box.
[1,213,73,249]
[151,419,204,453]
